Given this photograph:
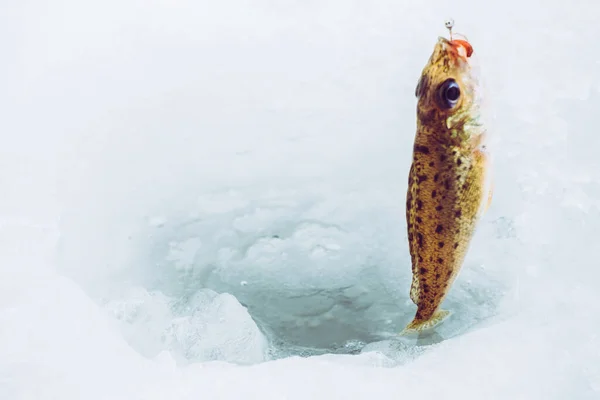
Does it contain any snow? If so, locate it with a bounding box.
[1,0,600,398]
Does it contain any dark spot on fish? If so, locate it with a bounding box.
[452,150,457,156]
[455,210,462,218]
[420,267,428,274]
[436,205,443,211]
[408,233,413,241]
[463,183,470,191]
[414,145,430,154]
[440,154,447,162]
[418,175,427,183]
[417,233,424,248]
[434,173,440,182]
[435,225,444,233]
[418,255,423,263]
[417,200,423,210]
[444,179,451,190]
[453,242,459,249]
[438,241,445,248]
[423,284,430,293]
[435,273,441,279]
[432,190,437,198]
[429,161,435,167]
[457,158,462,166]
[416,217,422,223]
[437,257,444,264]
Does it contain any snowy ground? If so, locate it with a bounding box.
[2,0,600,398]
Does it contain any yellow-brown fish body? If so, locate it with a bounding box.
[402,36,492,334]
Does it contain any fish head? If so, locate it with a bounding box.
[415,36,484,144]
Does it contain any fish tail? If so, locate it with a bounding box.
[400,309,452,335]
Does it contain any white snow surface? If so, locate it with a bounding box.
[2,0,600,398]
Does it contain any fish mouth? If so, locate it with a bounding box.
[437,36,474,59]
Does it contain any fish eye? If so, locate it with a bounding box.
[437,78,461,109]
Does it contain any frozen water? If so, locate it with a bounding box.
[2,0,600,398]
[129,183,505,357]
[104,287,268,365]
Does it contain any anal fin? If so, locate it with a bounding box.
[409,273,420,305]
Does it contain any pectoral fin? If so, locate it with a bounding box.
[485,181,493,213]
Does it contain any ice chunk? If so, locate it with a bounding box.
[164,289,268,365]
[105,288,268,365]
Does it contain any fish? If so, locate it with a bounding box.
[401,34,493,335]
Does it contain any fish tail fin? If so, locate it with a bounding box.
[400,309,451,336]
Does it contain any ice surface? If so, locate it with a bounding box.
[2,0,600,398]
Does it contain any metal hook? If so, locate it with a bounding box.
[445,18,454,40]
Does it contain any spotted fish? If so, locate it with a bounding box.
[402,35,493,334]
